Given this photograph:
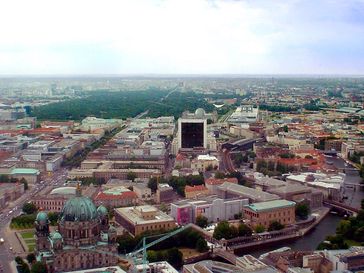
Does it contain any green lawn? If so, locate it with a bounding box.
[20,231,34,239]
[20,231,36,252]
[28,244,35,252]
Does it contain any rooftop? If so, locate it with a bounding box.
[236,255,271,271]
[50,187,76,195]
[218,182,279,202]
[268,184,312,195]
[10,168,40,175]
[115,205,174,225]
[205,177,238,185]
[62,266,126,273]
[254,176,286,188]
[244,200,296,213]
[95,188,137,201]
[185,185,208,193]
[197,154,218,161]
[135,261,178,273]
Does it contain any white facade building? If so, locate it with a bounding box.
[170,196,248,225]
[228,105,259,124]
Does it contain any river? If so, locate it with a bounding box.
[238,156,364,258]
[237,213,342,258]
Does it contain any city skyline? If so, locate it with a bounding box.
[1,0,364,75]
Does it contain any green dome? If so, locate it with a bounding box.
[97,205,108,216]
[36,211,48,224]
[61,196,98,222]
[50,231,62,241]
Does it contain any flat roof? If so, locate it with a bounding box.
[135,262,178,273]
[197,154,218,161]
[268,184,311,194]
[11,168,40,175]
[103,186,131,195]
[244,200,296,213]
[255,177,286,187]
[218,182,279,202]
[115,205,174,225]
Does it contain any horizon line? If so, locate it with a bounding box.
[0,73,364,78]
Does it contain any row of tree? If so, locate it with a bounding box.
[15,256,47,273]
[0,175,28,190]
[162,175,205,197]
[212,220,285,240]
[11,203,59,229]
[256,159,297,177]
[62,127,122,168]
[147,170,251,197]
[232,151,256,168]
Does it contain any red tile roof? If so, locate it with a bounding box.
[185,185,208,193]
[176,153,187,161]
[94,191,137,201]
[205,177,238,185]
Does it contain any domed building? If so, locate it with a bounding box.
[194,108,206,119]
[35,185,118,273]
[181,108,217,122]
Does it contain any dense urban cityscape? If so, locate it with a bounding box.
[0,77,363,273]
[1,0,364,272]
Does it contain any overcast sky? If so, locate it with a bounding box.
[0,0,363,75]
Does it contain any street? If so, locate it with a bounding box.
[0,168,68,272]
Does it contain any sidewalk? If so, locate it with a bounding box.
[4,225,27,257]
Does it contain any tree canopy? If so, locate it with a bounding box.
[31,90,214,121]
[213,221,238,240]
[296,203,310,220]
[268,221,285,231]
[195,215,208,228]
[30,261,48,273]
[22,202,38,215]
[238,223,253,237]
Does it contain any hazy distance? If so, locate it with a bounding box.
[0,0,364,75]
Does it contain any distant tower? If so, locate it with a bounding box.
[35,211,50,251]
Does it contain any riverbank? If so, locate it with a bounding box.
[231,207,333,255]
[238,212,342,257]
[301,207,330,235]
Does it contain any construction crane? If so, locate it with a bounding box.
[127,223,193,273]
[87,223,194,273]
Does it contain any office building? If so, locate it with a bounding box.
[178,118,207,150]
